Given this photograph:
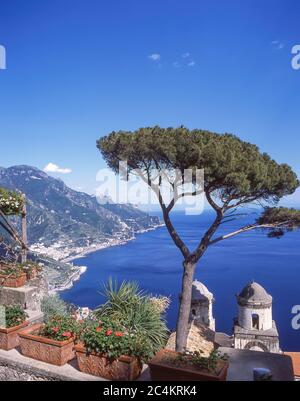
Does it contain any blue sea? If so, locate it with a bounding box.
[61,210,300,351]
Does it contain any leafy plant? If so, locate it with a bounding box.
[258,207,300,232]
[41,294,69,322]
[39,314,80,341]
[93,280,169,357]
[0,188,24,216]
[176,349,228,374]
[19,261,43,276]
[80,317,153,362]
[0,261,42,278]
[0,305,27,328]
[149,296,171,314]
[0,263,24,277]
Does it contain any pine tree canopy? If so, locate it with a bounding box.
[97,126,299,206]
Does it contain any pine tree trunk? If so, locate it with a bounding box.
[175,261,196,352]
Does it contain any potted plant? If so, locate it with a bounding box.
[148,349,229,381]
[0,263,27,288]
[0,305,28,350]
[0,188,23,215]
[18,314,79,366]
[93,280,169,358]
[76,280,169,381]
[21,262,43,280]
[75,318,149,381]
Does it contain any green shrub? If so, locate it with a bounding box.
[176,350,228,374]
[93,279,169,359]
[41,294,69,322]
[0,188,24,215]
[0,262,42,278]
[0,305,27,328]
[19,261,43,275]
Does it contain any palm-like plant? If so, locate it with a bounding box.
[93,279,169,356]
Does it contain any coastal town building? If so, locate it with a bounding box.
[183,280,281,354]
[190,280,215,331]
[167,281,220,355]
[233,282,281,353]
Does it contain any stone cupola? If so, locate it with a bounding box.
[190,280,215,331]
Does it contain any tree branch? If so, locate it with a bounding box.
[166,189,204,214]
[205,189,222,212]
[191,209,223,262]
[134,168,190,258]
[208,221,290,246]
[162,208,190,259]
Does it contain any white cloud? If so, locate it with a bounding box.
[148,52,196,68]
[271,40,285,50]
[148,53,161,61]
[43,163,72,174]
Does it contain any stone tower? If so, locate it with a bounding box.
[190,280,215,331]
[233,282,280,353]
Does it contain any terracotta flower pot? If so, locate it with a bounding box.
[0,321,28,351]
[75,343,143,381]
[0,273,26,288]
[148,349,229,381]
[18,323,76,366]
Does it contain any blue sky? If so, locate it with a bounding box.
[0,0,300,204]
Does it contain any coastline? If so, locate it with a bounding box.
[62,223,165,263]
[46,223,164,293]
[61,237,134,263]
[49,265,87,294]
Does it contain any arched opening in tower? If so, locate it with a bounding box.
[252,314,259,330]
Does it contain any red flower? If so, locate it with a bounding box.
[115,331,123,337]
[52,327,59,333]
[62,331,72,338]
[96,327,102,333]
[105,330,113,336]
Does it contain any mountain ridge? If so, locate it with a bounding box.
[0,165,160,260]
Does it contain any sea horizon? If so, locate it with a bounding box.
[61,209,300,352]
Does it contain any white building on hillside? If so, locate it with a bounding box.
[190,280,215,331]
[233,282,280,353]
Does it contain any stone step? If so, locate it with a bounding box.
[0,282,45,311]
[0,348,105,381]
[26,310,44,325]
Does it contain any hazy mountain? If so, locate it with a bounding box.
[0,165,160,249]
